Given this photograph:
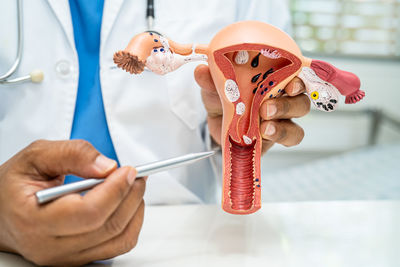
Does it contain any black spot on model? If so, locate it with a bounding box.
[263,68,274,80]
[251,53,261,68]
[251,73,261,83]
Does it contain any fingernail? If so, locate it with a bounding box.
[94,155,116,173]
[264,123,276,136]
[293,82,303,95]
[127,168,137,186]
[267,103,277,118]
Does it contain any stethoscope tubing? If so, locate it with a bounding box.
[0,0,44,85]
[0,74,32,85]
[0,0,24,82]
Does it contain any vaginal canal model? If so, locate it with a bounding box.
[113,21,365,215]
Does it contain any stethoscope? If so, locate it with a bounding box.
[0,0,44,85]
[0,0,157,86]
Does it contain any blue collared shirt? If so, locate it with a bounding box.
[66,0,119,183]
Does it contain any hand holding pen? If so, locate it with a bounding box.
[0,140,213,266]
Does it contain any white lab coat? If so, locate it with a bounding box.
[0,0,290,204]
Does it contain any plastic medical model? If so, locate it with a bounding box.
[114,21,365,215]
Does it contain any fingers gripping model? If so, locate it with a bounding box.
[114,21,365,214]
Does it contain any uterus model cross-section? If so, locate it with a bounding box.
[114,21,365,215]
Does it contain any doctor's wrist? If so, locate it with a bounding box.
[0,168,17,254]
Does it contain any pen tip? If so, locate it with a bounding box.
[200,150,215,157]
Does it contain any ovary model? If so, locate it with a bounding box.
[114,21,365,215]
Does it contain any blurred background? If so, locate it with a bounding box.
[262,0,400,201]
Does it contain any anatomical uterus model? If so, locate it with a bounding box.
[114,21,365,214]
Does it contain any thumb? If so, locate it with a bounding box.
[23,140,117,179]
[194,64,222,117]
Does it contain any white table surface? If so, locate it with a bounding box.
[1,201,399,267]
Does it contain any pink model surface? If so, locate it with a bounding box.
[114,21,365,215]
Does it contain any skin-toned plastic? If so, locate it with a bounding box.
[113,21,365,215]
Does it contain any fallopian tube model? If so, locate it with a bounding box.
[114,21,365,215]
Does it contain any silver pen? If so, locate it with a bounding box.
[36,151,215,204]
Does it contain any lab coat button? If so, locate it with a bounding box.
[55,60,71,77]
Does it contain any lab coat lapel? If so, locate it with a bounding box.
[101,0,125,46]
[46,0,76,51]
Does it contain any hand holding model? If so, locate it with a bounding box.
[195,65,310,153]
[114,21,365,215]
[0,140,145,266]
